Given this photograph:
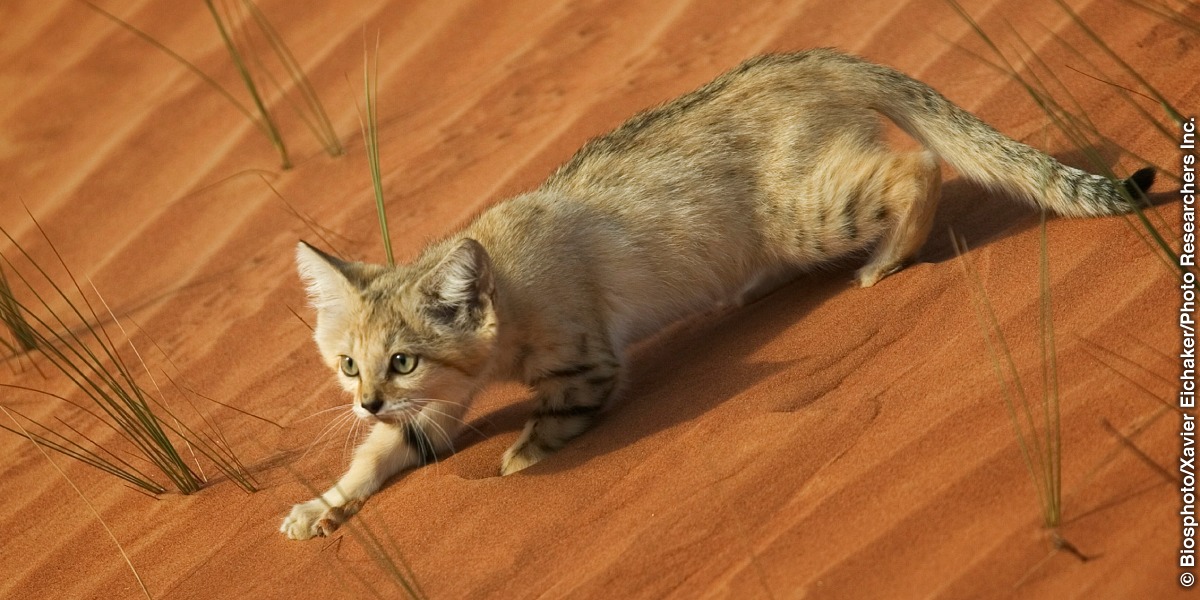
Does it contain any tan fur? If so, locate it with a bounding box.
[281,49,1151,539]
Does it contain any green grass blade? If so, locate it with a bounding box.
[0,266,36,351]
[359,33,394,266]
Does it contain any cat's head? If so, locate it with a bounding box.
[295,239,499,423]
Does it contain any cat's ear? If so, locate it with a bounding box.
[295,241,370,311]
[420,238,495,329]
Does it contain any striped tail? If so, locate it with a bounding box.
[829,50,1156,216]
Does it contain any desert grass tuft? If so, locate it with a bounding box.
[953,218,1064,530]
[235,0,343,157]
[0,215,257,495]
[357,34,394,266]
[945,0,1184,276]
[81,1,342,168]
[945,6,1191,565]
[204,0,290,168]
[0,266,37,353]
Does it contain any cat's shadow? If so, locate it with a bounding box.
[468,272,843,478]
[455,147,1171,477]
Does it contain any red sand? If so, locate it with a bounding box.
[0,1,1193,598]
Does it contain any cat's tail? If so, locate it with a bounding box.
[828,50,1155,217]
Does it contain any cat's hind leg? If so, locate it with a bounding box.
[856,150,941,287]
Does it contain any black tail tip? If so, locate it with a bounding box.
[1123,167,1156,198]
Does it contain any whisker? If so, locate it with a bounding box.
[418,402,488,441]
[301,409,355,462]
[424,413,477,445]
[420,411,456,456]
[412,397,498,434]
[421,413,443,475]
[294,403,352,422]
[342,415,360,463]
[403,406,440,475]
[303,411,345,456]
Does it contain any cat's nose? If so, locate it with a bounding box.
[361,396,384,414]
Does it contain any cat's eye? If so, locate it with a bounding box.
[390,353,418,375]
[339,355,359,377]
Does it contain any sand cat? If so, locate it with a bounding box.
[281,48,1153,539]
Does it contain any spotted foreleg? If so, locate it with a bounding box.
[281,403,463,540]
[501,359,621,475]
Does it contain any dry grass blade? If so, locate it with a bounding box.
[1100,418,1173,481]
[945,0,1185,277]
[282,465,425,598]
[204,0,291,169]
[127,313,283,432]
[263,175,356,259]
[77,1,257,126]
[93,283,260,492]
[1047,0,1184,126]
[1024,28,1180,255]
[0,240,195,493]
[82,1,340,168]
[1036,216,1062,526]
[342,512,428,600]
[1122,0,1200,35]
[237,0,343,156]
[952,228,1062,529]
[0,266,36,352]
[0,400,164,493]
[1,407,153,599]
[286,304,315,332]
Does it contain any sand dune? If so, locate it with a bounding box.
[0,0,1191,598]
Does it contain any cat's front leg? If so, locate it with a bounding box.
[281,410,457,540]
[501,356,622,475]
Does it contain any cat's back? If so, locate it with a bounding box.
[463,187,765,347]
[457,50,881,345]
[543,50,869,197]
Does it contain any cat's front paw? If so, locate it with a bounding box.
[500,439,548,476]
[280,498,330,540]
[280,498,362,540]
